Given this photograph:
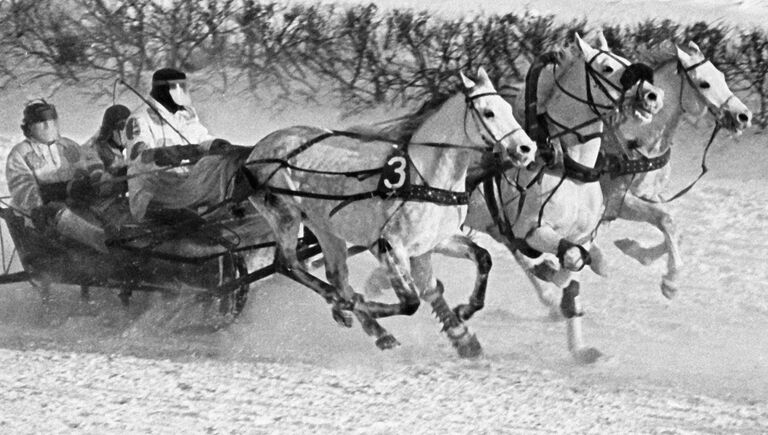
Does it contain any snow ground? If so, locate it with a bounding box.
[0,108,766,432]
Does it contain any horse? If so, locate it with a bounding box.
[601,41,752,297]
[450,32,667,363]
[242,67,537,357]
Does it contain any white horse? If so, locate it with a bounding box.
[516,41,752,323]
[457,33,666,363]
[243,68,536,357]
[602,41,752,296]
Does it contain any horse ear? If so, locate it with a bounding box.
[596,31,610,50]
[460,71,476,90]
[476,67,491,85]
[675,44,693,66]
[686,40,703,55]
[574,32,596,59]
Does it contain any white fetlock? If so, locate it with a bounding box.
[445,324,468,340]
[566,316,602,364]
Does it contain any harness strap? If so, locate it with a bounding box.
[240,164,468,218]
[480,175,542,259]
[545,114,604,143]
[245,157,382,180]
[562,152,605,183]
[639,123,720,204]
[607,148,671,177]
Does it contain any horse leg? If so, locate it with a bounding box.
[368,239,422,320]
[524,225,590,273]
[613,194,682,299]
[249,196,353,324]
[430,234,492,322]
[311,229,399,350]
[410,253,483,358]
[588,242,610,277]
[556,274,603,364]
[511,250,563,319]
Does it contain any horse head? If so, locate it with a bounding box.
[545,32,664,150]
[676,41,752,133]
[460,67,537,168]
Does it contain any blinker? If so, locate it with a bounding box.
[620,63,654,90]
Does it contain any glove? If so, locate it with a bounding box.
[152,148,184,166]
[67,170,97,203]
[144,146,207,167]
[30,202,64,231]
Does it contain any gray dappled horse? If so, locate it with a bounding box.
[242,68,536,357]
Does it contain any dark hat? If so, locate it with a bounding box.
[98,104,131,139]
[23,100,58,125]
[152,68,187,86]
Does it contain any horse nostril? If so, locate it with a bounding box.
[520,145,532,154]
[646,92,657,102]
[738,113,750,123]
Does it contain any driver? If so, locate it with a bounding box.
[5,100,108,252]
[124,67,234,222]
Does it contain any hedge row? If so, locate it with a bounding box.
[1,0,766,125]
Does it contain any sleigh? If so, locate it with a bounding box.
[0,200,321,317]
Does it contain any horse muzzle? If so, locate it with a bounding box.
[506,137,537,167]
[720,102,753,133]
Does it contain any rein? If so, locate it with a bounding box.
[638,122,720,204]
[243,91,515,216]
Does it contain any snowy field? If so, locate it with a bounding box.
[1,1,768,433]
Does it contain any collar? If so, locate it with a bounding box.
[24,137,59,152]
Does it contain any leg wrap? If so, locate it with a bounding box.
[557,239,591,270]
[428,280,461,331]
[476,247,492,275]
[560,281,583,318]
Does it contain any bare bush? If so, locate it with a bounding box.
[0,1,765,127]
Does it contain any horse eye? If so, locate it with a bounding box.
[699,81,711,89]
[603,65,614,74]
[483,110,495,118]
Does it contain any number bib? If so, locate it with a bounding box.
[377,149,410,196]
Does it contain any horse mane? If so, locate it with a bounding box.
[346,92,453,143]
[633,42,679,68]
[527,44,578,111]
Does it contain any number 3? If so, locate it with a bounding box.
[384,156,406,189]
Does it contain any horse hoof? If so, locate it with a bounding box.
[453,304,474,321]
[572,347,603,364]
[375,334,400,350]
[661,279,678,300]
[588,246,610,277]
[455,333,483,359]
[614,239,654,266]
[331,307,354,328]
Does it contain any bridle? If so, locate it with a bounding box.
[677,58,735,124]
[546,49,641,144]
[462,91,525,155]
